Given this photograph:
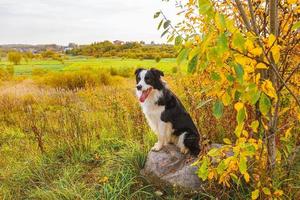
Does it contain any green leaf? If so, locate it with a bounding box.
[157,19,164,30]
[161,28,169,37]
[175,35,183,46]
[234,64,244,84]
[213,100,223,119]
[226,74,235,83]
[177,48,189,65]
[234,122,244,137]
[239,156,247,174]
[163,20,171,29]
[198,0,213,16]
[292,21,300,31]
[211,72,221,81]
[251,189,259,200]
[216,13,226,31]
[167,35,175,43]
[207,148,219,157]
[236,107,246,124]
[217,160,227,174]
[223,138,232,144]
[154,11,160,18]
[217,33,228,53]
[232,32,245,50]
[230,173,240,185]
[259,93,271,115]
[188,55,198,73]
[198,158,209,181]
[249,90,261,105]
[262,187,271,196]
[188,47,201,61]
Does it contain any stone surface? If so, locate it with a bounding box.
[141,144,202,190]
[141,143,227,190]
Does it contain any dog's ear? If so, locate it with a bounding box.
[150,68,164,77]
[134,68,144,76]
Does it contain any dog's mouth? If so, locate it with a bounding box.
[139,87,152,103]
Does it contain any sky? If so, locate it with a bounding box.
[0,0,179,45]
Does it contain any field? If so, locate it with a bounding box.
[0,56,299,200]
[0,57,178,76]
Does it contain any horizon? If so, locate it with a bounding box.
[0,0,179,46]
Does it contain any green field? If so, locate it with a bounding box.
[0,57,178,76]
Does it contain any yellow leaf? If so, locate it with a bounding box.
[234,102,244,111]
[285,127,293,139]
[223,138,232,144]
[274,189,283,196]
[242,130,249,137]
[271,44,280,63]
[244,172,250,182]
[222,92,231,106]
[208,171,215,180]
[288,0,297,4]
[268,34,276,47]
[261,80,277,100]
[245,39,254,50]
[251,189,259,200]
[256,63,268,69]
[250,120,259,133]
[262,187,271,196]
[250,47,263,56]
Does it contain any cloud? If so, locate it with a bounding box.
[0,0,179,45]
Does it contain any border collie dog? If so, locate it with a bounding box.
[135,68,201,156]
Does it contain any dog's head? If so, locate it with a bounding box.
[134,68,164,103]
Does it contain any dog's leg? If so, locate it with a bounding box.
[178,132,189,154]
[151,122,169,151]
[151,133,165,151]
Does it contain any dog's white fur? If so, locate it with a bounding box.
[136,70,188,153]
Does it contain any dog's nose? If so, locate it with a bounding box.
[136,85,142,90]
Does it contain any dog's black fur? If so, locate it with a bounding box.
[135,68,201,155]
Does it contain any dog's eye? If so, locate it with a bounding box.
[145,77,150,81]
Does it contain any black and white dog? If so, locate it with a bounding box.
[135,68,201,156]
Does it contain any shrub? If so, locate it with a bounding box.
[155,57,161,63]
[39,69,112,90]
[7,52,22,65]
[32,68,49,76]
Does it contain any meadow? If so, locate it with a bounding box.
[0,56,299,200]
[0,57,178,76]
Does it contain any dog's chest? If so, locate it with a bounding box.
[142,103,166,133]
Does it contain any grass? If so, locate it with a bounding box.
[0,57,178,76]
[0,57,299,199]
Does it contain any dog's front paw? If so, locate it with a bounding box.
[151,143,163,151]
[180,147,189,154]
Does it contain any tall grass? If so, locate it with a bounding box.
[0,71,299,199]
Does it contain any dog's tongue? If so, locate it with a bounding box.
[139,89,151,103]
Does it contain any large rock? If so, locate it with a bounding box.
[140,144,202,190]
[141,144,225,190]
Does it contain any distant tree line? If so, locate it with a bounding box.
[66,41,176,59]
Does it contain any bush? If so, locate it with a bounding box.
[7,52,22,65]
[155,57,161,63]
[39,69,112,90]
[171,66,178,74]
[32,68,49,76]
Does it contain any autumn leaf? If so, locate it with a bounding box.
[261,80,277,100]
[251,189,259,200]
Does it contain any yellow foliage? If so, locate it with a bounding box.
[250,47,263,57]
[256,63,268,69]
[234,102,244,111]
[261,80,277,100]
